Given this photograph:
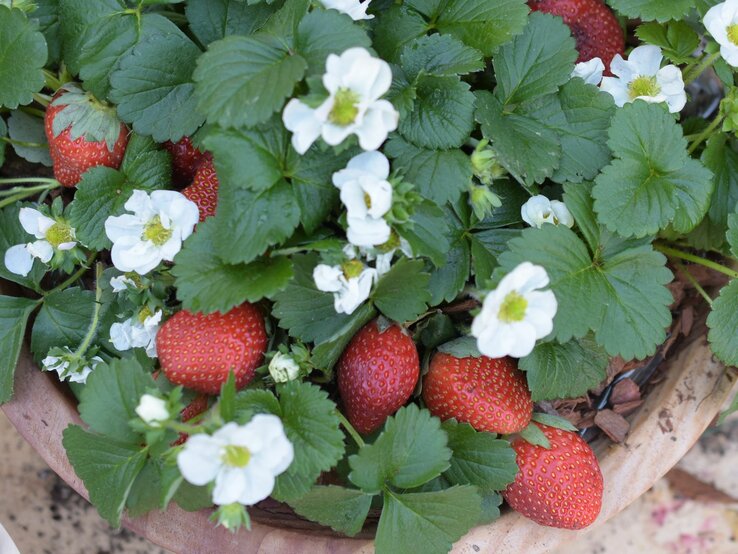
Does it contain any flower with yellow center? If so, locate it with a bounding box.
[313,258,378,315]
[105,189,198,275]
[110,308,162,358]
[4,207,78,277]
[521,195,574,229]
[177,416,294,507]
[704,0,738,67]
[471,262,558,358]
[600,45,686,113]
[283,47,399,154]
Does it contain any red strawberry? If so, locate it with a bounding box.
[529,0,625,72]
[337,320,420,435]
[182,157,219,222]
[172,394,210,446]
[503,423,603,529]
[44,84,128,187]
[164,136,208,187]
[422,353,533,434]
[157,304,268,395]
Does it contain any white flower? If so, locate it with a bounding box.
[520,196,574,229]
[110,274,137,293]
[704,0,738,67]
[135,394,170,426]
[4,208,76,277]
[110,309,162,358]
[571,58,605,86]
[600,45,686,113]
[471,262,558,359]
[313,261,377,315]
[333,151,393,246]
[283,47,399,154]
[319,0,373,20]
[177,415,294,506]
[42,348,102,385]
[104,190,198,275]
[268,353,301,383]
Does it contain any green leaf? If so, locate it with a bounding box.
[437,336,482,358]
[695,135,738,251]
[728,212,738,258]
[524,79,616,184]
[430,0,529,56]
[62,425,147,527]
[519,421,550,448]
[310,302,376,373]
[172,219,293,314]
[0,204,46,289]
[397,201,452,267]
[400,34,483,79]
[707,279,738,366]
[349,404,451,494]
[385,137,472,206]
[126,458,164,517]
[519,337,609,401]
[289,486,372,537]
[58,0,121,74]
[194,35,307,128]
[273,254,366,343]
[442,420,517,493]
[593,101,714,238]
[30,288,96,363]
[531,412,579,432]
[7,110,52,166]
[476,91,560,186]
[470,228,520,286]
[185,0,276,45]
[32,0,62,64]
[0,6,47,109]
[375,487,482,554]
[119,134,172,189]
[372,258,431,322]
[635,21,701,64]
[213,179,300,264]
[398,75,476,149]
[295,9,371,75]
[608,0,694,22]
[77,357,158,443]
[273,381,345,501]
[427,209,470,304]
[496,209,674,359]
[493,12,577,106]
[373,6,428,63]
[203,122,286,193]
[110,31,205,142]
[0,295,38,404]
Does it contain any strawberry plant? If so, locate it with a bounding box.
[1,0,738,552]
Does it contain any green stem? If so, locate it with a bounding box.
[654,243,738,279]
[675,263,714,307]
[19,106,46,119]
[683,51,721,85]
[73,263,104,358]
[44,252,96,297]
[0,181,61,209]
[688,114,725,155]
[33,92,50,107]
[0,177,60,186]
[0,136,46,149]
[42,69,61,92]
[336,411,365,448]
[0,182,60,198]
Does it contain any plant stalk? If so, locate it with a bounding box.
[655,244,738,280]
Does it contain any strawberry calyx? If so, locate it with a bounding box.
[50,83,125,152]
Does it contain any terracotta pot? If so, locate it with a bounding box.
[3,313,736,553]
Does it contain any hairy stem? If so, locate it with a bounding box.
[655,244,738,279]
[336,411,365,448]
[44,252,97,297]
[73,262,104,358]
[675,263,714,307]
[688,114,724,155]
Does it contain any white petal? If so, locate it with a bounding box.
[599,77,630,107]
[27,240,53,263]
[355,100,398,151]
[313,264,344,292]
[4,244,34,277]
[124,190,155,217]
[549,200,574,228]
[525,290,558,338]
[571,58,604,85]
[322,120,358,146]
[212,467,248,506]
[720,43,738,67]
[704,4,729,44]
[340,181,370,219]
[500,262,550,295]
[362,177,393,218]
[520,195,554,228]
[18,208,47,238]
[608,54,633,81]
[283,99,323,154]
[346,151,391,179]
[628,45,663,76]
[177,435,223,486]
[319,0,374,21]
[504,321,539,358]
[110,321,134,351]
[57,241,77,251]
[105,214,144,243]
[346,216,391,246]
[235,465,276,506]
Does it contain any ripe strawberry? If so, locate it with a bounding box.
[164,136,208,187]
[44,84,128,187]
[157,304,268,395]
[182,156,219,222]
[422,353,532,434]
[503,423,603,529]
[337,320,420,435]
[172,394,210,446]
[529,0,625,72]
